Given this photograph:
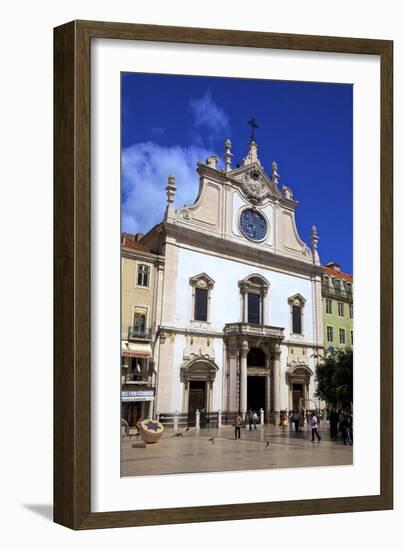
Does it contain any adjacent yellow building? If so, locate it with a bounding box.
[121,233,164,426]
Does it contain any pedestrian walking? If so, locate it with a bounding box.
[310,412,321,441]
[294,410,300,432]
[248,409,253,431]
[234,413,242,439]
[341,412,353,445]
[252,411,258,430]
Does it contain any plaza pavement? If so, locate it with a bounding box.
[121,421,353,477]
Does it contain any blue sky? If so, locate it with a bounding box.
[122,73,353,274]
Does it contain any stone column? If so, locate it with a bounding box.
[217,409,222,428]
[240,341,249,415]
[265,373,271,418]
[272,343,281,413]
[227,345,238,413]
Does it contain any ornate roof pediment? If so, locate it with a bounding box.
[229,163,281,204]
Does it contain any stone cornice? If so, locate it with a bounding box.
[161,222,322,278]
[122,246,165,265]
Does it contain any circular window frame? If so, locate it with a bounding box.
[238,206,269,243]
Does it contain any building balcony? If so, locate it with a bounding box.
[128,326,152,340]
[223,322,285,340]
[123,371,150,384]
[322,285,353,302]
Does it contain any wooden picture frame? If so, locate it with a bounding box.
[54,20,393,529]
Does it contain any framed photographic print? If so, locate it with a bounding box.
[54,20,393,529]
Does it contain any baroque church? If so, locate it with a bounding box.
[138,129,324,424]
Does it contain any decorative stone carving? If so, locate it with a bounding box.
[282,185,294,199]
[180,355,219,384]
[239,169,271,204]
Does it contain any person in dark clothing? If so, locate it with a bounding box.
[330,407,339,438]
[341,412,353,445]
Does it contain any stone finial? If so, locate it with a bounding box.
[165,174,177,221]
[272,161,280,187]
[205,155,219,169]
[311,225,320,264]
[224,138,233,172]
[242,141,261,167]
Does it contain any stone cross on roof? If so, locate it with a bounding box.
[248,117,258,142]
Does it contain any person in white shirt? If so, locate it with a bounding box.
[310,413,322,442]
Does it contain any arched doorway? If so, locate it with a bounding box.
[247,347,267,412]
[286,365,313,411]
[181,357,218,426]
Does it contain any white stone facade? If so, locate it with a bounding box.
[142,138,324,422]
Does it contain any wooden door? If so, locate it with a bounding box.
[188,381,206,426]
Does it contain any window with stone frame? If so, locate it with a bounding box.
[351,330,354,345]
[326,325,334,342]
[349,304,353,318]
[339,328,346,344]
[132,306,147,336]
[137,264,150,287]
[288,294,306,336]
[338,302,344,317]
[189,273,215,323]
[238,275,270,325]
[325,298,332,314]
[194,287,208,321]
[247,292,261,324]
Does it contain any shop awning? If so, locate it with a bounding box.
[121,341,152,359]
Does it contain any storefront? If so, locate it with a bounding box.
[121,388,155,425]
[121,340,154,425]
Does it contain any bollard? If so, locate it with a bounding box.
[173,410,179,432]
[195,409,200,430]
[156,411,160,422]
[260,408,265,428]
[217,409,222,429]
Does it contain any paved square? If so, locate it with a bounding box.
[121,422,353,477]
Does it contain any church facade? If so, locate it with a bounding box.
[139,136,324,422]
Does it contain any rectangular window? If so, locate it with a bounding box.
[349,304,353,318]
[127,357,147,381]
[132,307,147,336]
[326,326,333,342]
[247,293,261,325]
[137,264,150,287]
[338,302,344,316]
[351,330,354,345]
[292,305,302,334]
[194,287,208,321]
[325,299,332,314]
[339,328,346,344]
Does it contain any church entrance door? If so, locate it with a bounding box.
[188,381,206,426]
[292,383,303,411]
[247,376,265,412]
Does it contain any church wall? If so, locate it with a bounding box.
[175,246,315,341]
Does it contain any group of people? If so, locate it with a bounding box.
[279,409,306,431]
[329,408,353,445]
[234,407,353,444]
[247,409,259,431]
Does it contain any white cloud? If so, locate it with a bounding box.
[189,90,230,136]
[122,142,213,235]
